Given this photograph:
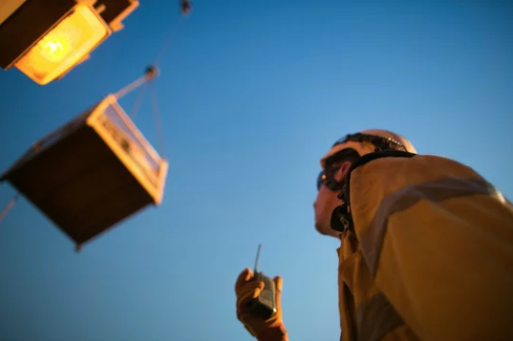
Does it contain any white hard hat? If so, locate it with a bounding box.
[320,129,416,168]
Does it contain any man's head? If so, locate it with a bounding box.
[313,129,416,238]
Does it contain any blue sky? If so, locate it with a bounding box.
[0,1,512,340]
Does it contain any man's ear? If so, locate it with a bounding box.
[334,161,352,182]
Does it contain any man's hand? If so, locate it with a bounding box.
[235,268,288,341]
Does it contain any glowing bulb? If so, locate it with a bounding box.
[15,4,110,85]
[38,31,73,63]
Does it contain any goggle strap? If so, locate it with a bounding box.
[332,133,406,152]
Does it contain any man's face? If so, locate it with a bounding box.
[313,159,353,238]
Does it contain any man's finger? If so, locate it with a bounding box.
[273,276,283,310]
[235,268,254,292]
[237,281,264,307]
[273,276,282,292]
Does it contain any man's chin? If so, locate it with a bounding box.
[315,223,341,239]
[315,223,329,236]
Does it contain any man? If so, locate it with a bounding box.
[235,129,513,341]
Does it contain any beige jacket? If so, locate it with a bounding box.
[337,153,513,341]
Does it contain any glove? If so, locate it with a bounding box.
[235,268,288,341]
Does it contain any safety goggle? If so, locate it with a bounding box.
[316,133,407,191]
[317,168,340,191]
[317,150,357,191]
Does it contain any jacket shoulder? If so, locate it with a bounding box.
[343,151,491,207]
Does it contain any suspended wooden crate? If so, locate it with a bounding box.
[0,94,168,248]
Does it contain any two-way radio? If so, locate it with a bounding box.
[247,244,277,320]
